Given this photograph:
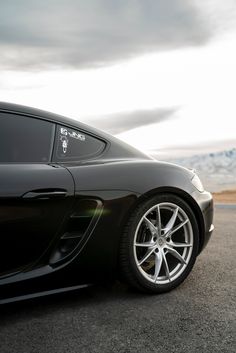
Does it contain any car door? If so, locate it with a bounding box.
[0,112,75,277]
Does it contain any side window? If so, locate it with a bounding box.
[0,113,55,163]
[54,125,106,161]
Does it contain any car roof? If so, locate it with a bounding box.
[0,101,110,140]
[0,102,152,160]
[0,102,153,160]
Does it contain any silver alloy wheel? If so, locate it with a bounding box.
[133,202,193,285]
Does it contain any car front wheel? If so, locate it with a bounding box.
[119,194,199,293]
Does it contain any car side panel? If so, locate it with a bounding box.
[0,189,139,301]
[66,160,196,194]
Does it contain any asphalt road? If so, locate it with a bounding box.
[0,207,235,353]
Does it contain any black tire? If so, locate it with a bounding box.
[119,193,199,293]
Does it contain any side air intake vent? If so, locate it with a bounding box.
[50,199,102,265]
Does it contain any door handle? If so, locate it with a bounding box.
[22,189,68,200]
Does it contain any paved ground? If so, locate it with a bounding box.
[0,207,235,353]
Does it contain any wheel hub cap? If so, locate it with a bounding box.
[157,237,165,246]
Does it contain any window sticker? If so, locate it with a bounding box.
[56,124,105,160]
[60,135,68,154]
[60,127,85,141]
[60,128,68,136]
[59,127,86,155]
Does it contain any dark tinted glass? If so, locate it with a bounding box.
[0,113,55,163]
[55,125,105,161]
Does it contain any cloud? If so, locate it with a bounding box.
[148,139,236,159]
[0,0,212,70]
[85,107,177,134]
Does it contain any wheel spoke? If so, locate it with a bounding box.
[144,217,157,234]
[166,246,186,264]
[169,219,189,237]
[164,207,179,234]
[154,250,163,282]
[162,251,171,281]
[138,248,155,266]
[135,241,154,247]
[169,240,192,248]
[156,205,161,236]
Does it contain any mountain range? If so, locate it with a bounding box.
[161,148,236,192]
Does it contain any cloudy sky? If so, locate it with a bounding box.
[1,0,236,158]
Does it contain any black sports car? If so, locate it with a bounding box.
[0,102,214,303]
